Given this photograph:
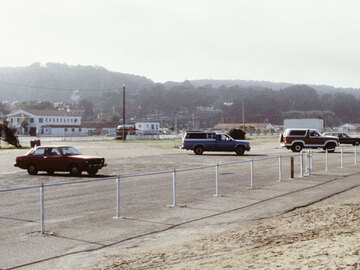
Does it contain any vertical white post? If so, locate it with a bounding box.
[300,151,304,177]
[310,150,313,174]
[250,159,254,189]
[355,145,358,165]
[278,155,282,181]
[306,150,312,175]
[116,175,120,218]
[325,149,328,172]
[172,169,177,206]
[215,163,219,197]
[40,183,45,234]
[341,147,344,168]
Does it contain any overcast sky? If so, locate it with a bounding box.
[1,0,360,88]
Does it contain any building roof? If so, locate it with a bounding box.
[82,122,118,128]
[213,123,272,129]
[24,109,75,116]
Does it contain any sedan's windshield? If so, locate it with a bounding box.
[61,147,81,155]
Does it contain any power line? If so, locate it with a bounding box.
[0,81,120,92]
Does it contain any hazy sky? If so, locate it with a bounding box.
[1,0,360,87]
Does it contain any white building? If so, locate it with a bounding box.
[135,122,160,134]
[7,109,82,136]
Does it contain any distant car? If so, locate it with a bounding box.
[323,132,360,146]
[181,131,251,155]
[280,128,339,152]
[14,146,107,176]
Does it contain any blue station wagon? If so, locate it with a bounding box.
[181,131,251,155]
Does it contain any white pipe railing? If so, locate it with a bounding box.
[1,145,358,234]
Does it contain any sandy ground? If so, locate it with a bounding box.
[91,186,360,270]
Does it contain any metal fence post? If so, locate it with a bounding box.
[172,169,177,206]
[310,150,313,174]
[40,182,45,234]
[306,150,312,175]
[250,159,254,189]
[355,145,358,165]
[341,147,344,168]
[116,175,120,218]
[300,151,304,177]
[325,149,328,172]
[278,155,282,181]
[215,163,219,197]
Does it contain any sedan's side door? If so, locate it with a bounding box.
[44,148,64,171]
[30,148,46,170]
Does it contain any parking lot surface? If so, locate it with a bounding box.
[1,137,360,269]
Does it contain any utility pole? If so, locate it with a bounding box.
[122,84,126,141]
[242,97,245,129]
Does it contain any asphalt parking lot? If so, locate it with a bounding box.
[1,137,360,269]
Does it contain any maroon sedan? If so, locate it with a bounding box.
[14,146,107,176]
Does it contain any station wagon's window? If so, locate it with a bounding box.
[187,133,207,139]
[32,148,45,156]
[309,130,320,137]
[289,130,306,136]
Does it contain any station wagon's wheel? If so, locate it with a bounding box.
[324,143,336,153]
[46,169,54,175]
[235,146,245,156]
[69,165,81,176]
[87,168,98,176]
[27,164,38,175]
[291,143,303,152]
[193,146,204,155]
[353,141,360,146]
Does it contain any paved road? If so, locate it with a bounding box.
[0,139,359,269]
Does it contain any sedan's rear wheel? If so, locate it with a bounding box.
[69,165,81,176]
[27,164,38,175]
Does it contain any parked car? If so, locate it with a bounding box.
[181,131,251,155]
[323,132,360,146]
[14,146,107,176]
[280,128,339,152]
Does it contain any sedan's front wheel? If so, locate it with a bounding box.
[27,164,38,175]
[87,168,98,176]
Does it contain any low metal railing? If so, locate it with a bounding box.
[0,145,358,234]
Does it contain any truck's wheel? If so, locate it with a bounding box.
[27,164,38,175]
[291,143,303,152]
[87,168,98,176]
[235,146,245,155]
[193,146,204,155]
[69,165,81,176]
[324,143,336,153]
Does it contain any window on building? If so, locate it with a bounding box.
[53,118,55,122]
[74,119,78,123]
[57,119,59,122]
[11,119,13,123]
[30,118,34,123]
[65,128,68,132]
[39,118,43,123]
[79,128,82,131]
[17,118,20,123]
[72,128,75,132]
[151,124,154,129]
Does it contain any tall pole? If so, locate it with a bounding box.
[242,97,245,129]
[122,84,126,141]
